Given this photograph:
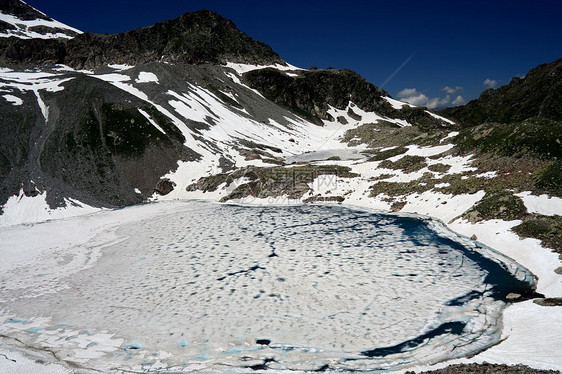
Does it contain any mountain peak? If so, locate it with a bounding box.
[0,7,285,68]
[94,8,285,66]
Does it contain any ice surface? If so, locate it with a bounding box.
[0,201,531,372]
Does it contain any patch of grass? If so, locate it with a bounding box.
[378,155,427,173]
[369,180,431,197]
[453,118,562,160]
[368,146,408,161]
[535,161,562,197]
[462,190,527,223]
[342,122,423,148]
[428,163,451,173]
[435,174,488,195]
[512,215,562,253]
[393,155,427,172]
[369,173,395,181]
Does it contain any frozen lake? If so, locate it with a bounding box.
[0,201,534,372]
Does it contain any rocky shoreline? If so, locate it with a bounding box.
[407,363,560,373]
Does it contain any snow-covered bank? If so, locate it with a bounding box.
[0,189,100,228]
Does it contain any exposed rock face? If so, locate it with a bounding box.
[302,195,345,203]
[154,178,176,195]
[243,68,390,124]
[0,73,198,210]
[439,59,562,126]
[0,9,285,68]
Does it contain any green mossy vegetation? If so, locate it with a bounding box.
[512,215,562,253]
[462,190,527,222]
[428,163,451,173]
[535,161,562,196]
[379,155,427,173]
[367,146,408,161]
[453,118,562,160]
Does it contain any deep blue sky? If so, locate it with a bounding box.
[27,0,562,108]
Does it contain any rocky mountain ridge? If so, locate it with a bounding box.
[438,58,562,127]
[0,8,284,68]
[243,67,450,129]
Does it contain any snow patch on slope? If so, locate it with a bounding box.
[516,191,562,216]
[0,12,81,39]
[135,71,159,83]
[225,61,304,75]
[426,110,456,125]
[384,96,411,109]
[2,94,22,105]
[0,189,100,228]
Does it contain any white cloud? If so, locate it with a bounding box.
[396,88,451,109]
[483,78,498,88]
[396,88,419,98]
[452,95,466,105]
[442,86,462,94]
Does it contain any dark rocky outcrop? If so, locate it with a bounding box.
[406,362,560,374]
[0,0,51,21]
[534,297,562,306]
[439,59,562,127]
[0,9,285,69]
[187,165,358,202]
[154,178,176,195]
